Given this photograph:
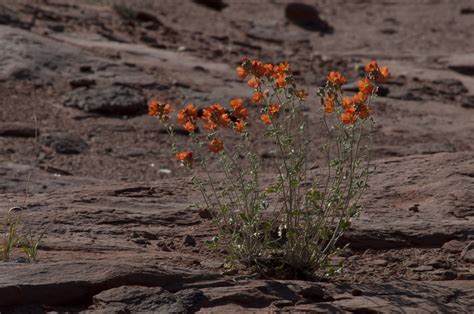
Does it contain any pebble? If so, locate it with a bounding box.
[412,265,434,272]
[426,258,447,269]
[461,241,474,263]
[183,235,197,247]
[432,270,457,280]
[371,259,388,267]
[442,239,465,253]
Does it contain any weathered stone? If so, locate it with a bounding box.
[69,78,96,89]
[445,53,474,76]
[0,262,217,307]
[192,0,227,11]
[426,258,447,269]
[412,265,434,272]
[442,240,465,253]
[198,208,213,220]
[457,272,474,280]
[298,285,326,301]
[285,3,333,33]
[432,270,457,280]
[461,95,474,109]
[39,132,88,154]
[93,286,207,313]
[461,242,474,263]
[183,235,197,247]
[371,259,388,267]
[0,122,38,138]
[63,86,146,115]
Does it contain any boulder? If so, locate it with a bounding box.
[39,132,88,154]
[63,86,146,115]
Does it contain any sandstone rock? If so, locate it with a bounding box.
[426,258,447,269]
[461,95,474,109]
[412,265,434,272]
[63,86,146,115]
[445,53,474,76]
[461,242,474,263]
[460,7,474,14]
[0,26,90,81]
[183,235,197,247]
[93,286,207,313]
[297,285,326,301]
[39,132,88,154]
[69,78,96,89]
[432,270,457,280]
[198,208,213,220]
[410,142,455,154]
[371,259,388,267]
[192,0,227,11]
[442,240,465,253]
[0,122,37,138]
[285,3,333,33]
[0,262,218,307]
[457,272,474,280]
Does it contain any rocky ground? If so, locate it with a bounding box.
[0,0,473,312]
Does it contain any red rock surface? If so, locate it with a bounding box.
[0,0,473,312]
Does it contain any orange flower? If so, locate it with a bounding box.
[148,100,159,116]
[377,66,390,82]
[252,91,264,104]
[340,111,357,124]
[202,104,230,130]
[183,121,196,132]
[260,114,271,125]
[230,98,248,120]
[177,103,198,131]
[247,76,260,89]
[276,62,290,73]
[251,60,266,77]
[357,104,371,119]
[263,63,274,77]
[324,96,335,113]
[358,78,374,95]
[352,91,368,105]
[221,113,231,126]
[275,74,286,88]
[175,151,193,164]
[342,96,353,109]
[327,71,347,86]
[208,138,224,153]
[345,105,356,115]
[236,66,248,79]
[365,60,379,74]
[268,103,281,116]
[234,120,246,133]
[295,89,308,100]
[148,100,173,121]
[230,98,243,109]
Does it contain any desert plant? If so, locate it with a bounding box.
[0,211,20,261]
[20,227,47,263]
[148,59,389,277]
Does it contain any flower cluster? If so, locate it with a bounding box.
[236,58,306,126]
[147,58,391,275]
[322,60,390,124]
[177,104,198,132]
[230,98,248,132]
[148,98,253,164]
[148,100,173,122]
[202,104,230,130]
[149,58,389,167]
[175,151,193,166]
